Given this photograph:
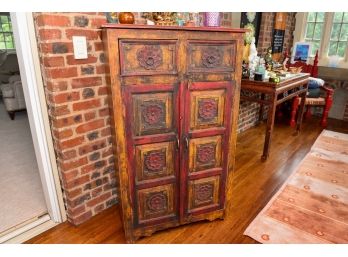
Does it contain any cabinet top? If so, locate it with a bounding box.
[101,24,247,33]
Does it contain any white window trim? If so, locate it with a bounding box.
[0,13,67,243]
[294,12,348,68]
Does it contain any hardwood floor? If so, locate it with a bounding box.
[26,117,348,244]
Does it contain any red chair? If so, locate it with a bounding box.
[285,51,334,128]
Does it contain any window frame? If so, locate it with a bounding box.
[294,12,348,68]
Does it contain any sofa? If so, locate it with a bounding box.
[0,75,26,120]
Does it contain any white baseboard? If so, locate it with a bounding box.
[0,214,58,244]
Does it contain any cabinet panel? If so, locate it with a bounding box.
[187,41,236,73]
[190,89,226,130]
[132,92,174,136]
[119,40,178,76]
[188,135,222,173]
[182,81,233,218]
[188,176,220,212]
[135,141,175,183]
[137,184,176,224]
[122,84,180,228]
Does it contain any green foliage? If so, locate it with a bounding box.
[328,13,348,57]
[340,24,348,41]
[311,41,320,56]
[0,14,14,50]
[337,42,346,57]
[316,13,325,22]
[306,23,314,39]
[330,23,340,40]
[307,13,316,22]
[328,42,338,56]
[334,12,343,22]
[313,23,323,40]
[343,12,348,22]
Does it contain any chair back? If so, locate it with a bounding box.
[284,50,319,78]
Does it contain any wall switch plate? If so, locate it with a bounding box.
[72,36,88,59]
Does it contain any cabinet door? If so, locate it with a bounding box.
[122,83,180,227]
[181,81,233,221]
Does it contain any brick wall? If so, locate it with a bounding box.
[33,12,116,225]
[238,12,297,132]
[33,12,297,225]
[257,12,296,56]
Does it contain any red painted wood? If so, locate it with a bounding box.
[133,133,176,146]
[290,96,299,127]
[305,106,312,119]
[122,83,180,228]
[189,127,226,139]
[136,176,176,190]
[321,87,334,127]
[188,167,223,180]
[287,50,333,128]
[188,204,220,216]
[126,83,176,93]
[182,80,234,220]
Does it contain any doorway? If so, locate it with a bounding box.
[0,13,66,243]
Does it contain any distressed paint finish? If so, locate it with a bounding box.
[103,25,245,242]
[187,40,236,73]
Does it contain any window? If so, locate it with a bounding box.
[0,14,15,50]
[304,12,325,55]
[294,12,348,68]
[328,12,348,57]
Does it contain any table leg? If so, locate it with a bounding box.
[259,93,265,123]
[261,96,277,161]
[296,91,306,133]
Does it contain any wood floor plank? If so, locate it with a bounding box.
[26,117,348,244]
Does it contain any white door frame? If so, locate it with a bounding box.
[7,12,66,232]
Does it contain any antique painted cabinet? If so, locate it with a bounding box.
[102,25,245,242]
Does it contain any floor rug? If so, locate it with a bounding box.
[244,129,348,243]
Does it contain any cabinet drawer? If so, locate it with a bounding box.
[187,41,236,73]
[119,40,178,76]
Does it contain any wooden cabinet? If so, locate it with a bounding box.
[102,25,245,242]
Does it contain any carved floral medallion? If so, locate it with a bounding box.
[198,98,218,122]
[201,47,223,68]
[144,150,166,173]
[146,192,167,212]
[195,183,214,202]
[196,144,216,164]
[137,45,163,70]
[141,101,165,128]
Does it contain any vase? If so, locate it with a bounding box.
[118,12,135,24]
[203,12,221,27]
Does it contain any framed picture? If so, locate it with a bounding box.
[291,42,312,64]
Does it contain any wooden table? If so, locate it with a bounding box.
[241,73,310,160]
